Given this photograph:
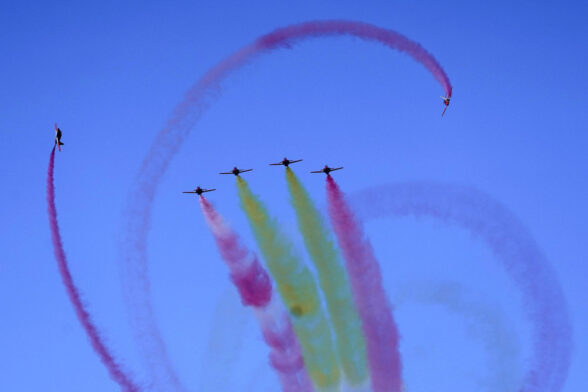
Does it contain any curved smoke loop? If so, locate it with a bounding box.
[349,182,572,392]
[120,20,452,390]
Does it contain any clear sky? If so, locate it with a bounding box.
[1,0,587,391]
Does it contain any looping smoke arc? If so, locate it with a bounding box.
[121,19,452,389]
[47,15,572,392]
[348,182,572,392]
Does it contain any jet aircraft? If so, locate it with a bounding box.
[441,96,451,117]
[269,157,303,167]
[310,165,343,175]
[183,186,216,196]
[54,123,64,151]
[220,167,253,176]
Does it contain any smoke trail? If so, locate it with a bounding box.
[285,168,368,386]
[199,196,314,392]
[326,176,402,392]
[392,281,522,392]
[46,147,141,392]
[256,305,316,392]
[258,21,452,97]
[200,197,272,307]
[121,21,451,385]
[120,225,185,390]
[236,177,340,390]
[349,182,572,392]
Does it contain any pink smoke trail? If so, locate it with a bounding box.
[200,197,314,392]
[121,20,450,387]
[325,176,402,392]
[46,147,141,392]
[348,182,573,392]
[200,197,272,308]
[257,21,452,97]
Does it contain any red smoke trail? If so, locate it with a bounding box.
[200,197,314,392]
[348,182,573,392]
[46,147,140,392]
[325,176,402,392]
[121,20,450,386]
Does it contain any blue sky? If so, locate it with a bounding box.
[1,1,587,391]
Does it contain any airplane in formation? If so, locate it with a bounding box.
[220,167,253,176]
[310,165,343,175]
[54,123,64,151]
[269,157,303,167]
[183,186,216,196]
[182,162,343,194]
[441,96,451,117]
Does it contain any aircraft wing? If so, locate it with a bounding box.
[182,191,197,194]
[269,163,282,166]
[441,106,448,117]
[202,189,216,193]
[219,172,233,175]
[310,170,323,173]
[290,159,303,164]
[331,167,343,171]
[241,169,253,173]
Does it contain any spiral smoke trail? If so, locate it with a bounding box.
[121,20,451,388]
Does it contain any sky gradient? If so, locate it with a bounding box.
[1,1,587,391]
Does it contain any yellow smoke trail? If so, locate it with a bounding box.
[286,168,369,385]
[237,177,341,390]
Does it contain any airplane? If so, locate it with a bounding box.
[441,96,451,117]
[220,167,253,176]
[54,123,64,151]
[269,157,303,167]
[183,186,216,196]
[310,165,343,175]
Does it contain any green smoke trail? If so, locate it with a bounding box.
[285,168,368,385]
[237,177,341,390]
